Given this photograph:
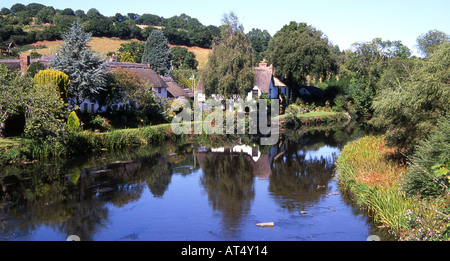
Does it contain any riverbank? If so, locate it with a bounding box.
[335,135,450,240]
[1,110,351,166]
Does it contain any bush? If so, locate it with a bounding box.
[67,111,80,132]
[403,115,450,197]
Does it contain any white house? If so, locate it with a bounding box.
[78,61,170,113]
[195,62,289,103]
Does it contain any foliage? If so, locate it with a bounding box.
[117,41,145,63]
[26,61,46,77]
[417,29,450,58]
[267,21,338,88]
[34,69,70,103]
[171,46,198,70]
[402,114,450,197]
[142,29,173,77]
[200,12,255,99]
[95,67,140,111]
[339,38,412,118]
[247,28,271,64]
[370,42,450,150]
[67,111,80,132]
[50,21,107,107]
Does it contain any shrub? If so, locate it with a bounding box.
[67,111,80,132]
[34,69,70,103]
[403,115,450,197]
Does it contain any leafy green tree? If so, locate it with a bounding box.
[50,21,107,108]
[417,29,450,58]
[200,12,255,99]
[247,28,271,64]
[171,46,198,70]
[267,21,338,87]
[340,38,411,117]
[142,29,173,76]
[371,42,450,150]
[27,62,46,78]
[117,41,145,63]
[0,63,68,139]
[10,3,26,14]
[36,6,55,24]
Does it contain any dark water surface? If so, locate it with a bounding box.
[0,128,391,241]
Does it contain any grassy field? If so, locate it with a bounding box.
[21,37,212,69]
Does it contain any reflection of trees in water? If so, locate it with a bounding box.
[269,136,339,211]
[0,147,188,240]
[199,152,255,234]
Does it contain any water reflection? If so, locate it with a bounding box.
[1,126,379,241]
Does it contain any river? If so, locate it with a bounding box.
[0,125,392,241]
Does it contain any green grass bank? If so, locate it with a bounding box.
[335,135,450,240]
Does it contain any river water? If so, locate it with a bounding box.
[0,126,391,241]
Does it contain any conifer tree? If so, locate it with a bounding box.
[50,21,107,108]
[142,29,173,76]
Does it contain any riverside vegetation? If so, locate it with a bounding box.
[336,41,450,240]
[1,4,449,241]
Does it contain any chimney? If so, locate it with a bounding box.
[259,62,267,68]
[20,55,31,75]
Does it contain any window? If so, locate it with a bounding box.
[252,90,259,99]
[158,88,162,94]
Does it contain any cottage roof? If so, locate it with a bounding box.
[0,59,21,71]
[161,76,188,98]
[254,67,273,93]
[1,54,53,72]
[107,62,168,89]
[182,88,195,98]
[194,65,287,95]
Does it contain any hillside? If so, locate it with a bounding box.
[22,37,211,69]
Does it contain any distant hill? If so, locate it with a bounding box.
[22,37,212,69]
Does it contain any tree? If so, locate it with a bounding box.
[417,29,450,58]
[0,64,68,139]
[370,42,450,151]
[49,21,107,108]
[267,21,338,88]
[200,12,255,99]
[10,3,26,14]
[142,29,173,76]
[171,46,198,70]
[247,28,271,63]
[36,6,55,24]
[340,38,411,117]
[117,41,145,63]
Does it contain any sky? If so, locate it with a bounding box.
[2,0,450,56]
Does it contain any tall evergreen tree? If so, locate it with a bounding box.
[49,21,107,108]
[142,29,173,76]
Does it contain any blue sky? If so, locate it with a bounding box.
[3,0,449,56]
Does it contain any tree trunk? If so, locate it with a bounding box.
[0,121,6,138]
